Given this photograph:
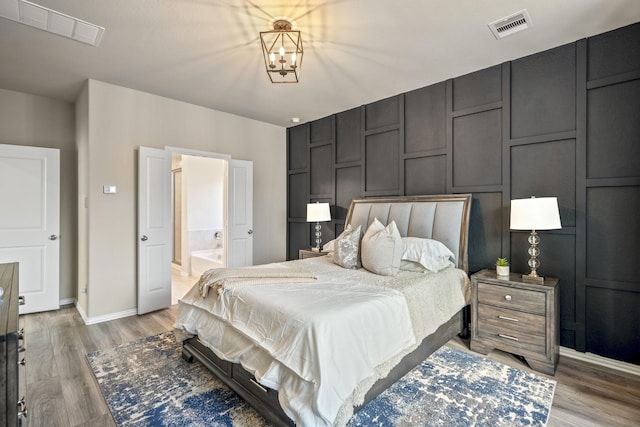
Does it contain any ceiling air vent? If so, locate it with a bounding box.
[488,9,532,39]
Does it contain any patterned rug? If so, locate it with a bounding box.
[87,332,556,426]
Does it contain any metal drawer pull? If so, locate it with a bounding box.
[18,344,26,352]
[18,397,28,418]
[18,358,26,366]
[249,378,268,393]
[18,328,25,340]
[504,295,512,301]
[18,295,25,305]
[498,315,519,322]
[498,333,519,341]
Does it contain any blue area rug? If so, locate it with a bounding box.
[87,332,556,426]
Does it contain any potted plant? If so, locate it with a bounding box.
[496,257,510,277]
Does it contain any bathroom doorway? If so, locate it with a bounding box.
[171,153,226,303]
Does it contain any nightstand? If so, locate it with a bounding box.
[470,269,559,375]
[298,249,327,259]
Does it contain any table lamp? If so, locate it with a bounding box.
[510,196,561,283]
[307,202,331,252]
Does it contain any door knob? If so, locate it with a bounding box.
[141,235,148,241]
[247,229,253,235]
[49,235,58,240]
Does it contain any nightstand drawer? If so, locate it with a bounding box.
[478,282,546,315]
[477,304,546,354]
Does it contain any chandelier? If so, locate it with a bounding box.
[259,19,303,83]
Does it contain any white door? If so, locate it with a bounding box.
[226,159,253,268]
[137,146,172,314]
[0,144,60,314]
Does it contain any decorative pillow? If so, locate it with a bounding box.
[332,224,362,269]
[361,218,402,276]
[399,260,429,273]
[322,239,335,252]
[401,237,455,272]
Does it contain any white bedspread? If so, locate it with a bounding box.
[174,256,469,426]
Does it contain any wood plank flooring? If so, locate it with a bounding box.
[20,305,640,426]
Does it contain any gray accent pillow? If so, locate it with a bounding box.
[333,224,362,269]
[361,218,402,276]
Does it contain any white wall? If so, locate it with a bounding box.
[0,88,77,304]
[184,155,224,231]
[82,79,286,319]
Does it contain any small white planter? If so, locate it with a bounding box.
[496,265,510,277]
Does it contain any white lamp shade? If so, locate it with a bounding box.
[510,197,561,230]
[307,202,331,222]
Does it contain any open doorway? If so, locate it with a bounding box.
[171,153,226,304]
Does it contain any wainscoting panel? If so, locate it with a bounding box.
[405,156,446,196]
[452,65,502,111]
[452,109,502,188]
[586,287,640,364]
[310,144,332,196]
[586,79,640,179]
[586,22,640,81]
[336,108,361,164]
[335,166,361,220]
[405,83,446,154]
[511,232,577,334]
[510,43,576,139]
[285,22,640,364]
[510,139,576,227]
[310,116,333,144]
[288,172,307,219]
[363,130,401,195]
[365,96,400,130]
[288,125,307,170]
[468,192,503,273]
[585,186,639,284]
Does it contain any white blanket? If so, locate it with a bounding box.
[174,257,469,426]
[195,267,317,297]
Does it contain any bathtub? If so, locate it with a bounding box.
[191,249,225,276]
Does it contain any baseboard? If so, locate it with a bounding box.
[59,298,76,307]
[74,302,137,326]
[560,346,640,377]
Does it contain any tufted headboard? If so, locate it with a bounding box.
[345,194,472,272]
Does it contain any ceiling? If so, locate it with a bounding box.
[0,0,639,127]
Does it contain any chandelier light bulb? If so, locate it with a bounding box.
[269,52,275,63]
[279,46,285,57]
[291,52,297,63]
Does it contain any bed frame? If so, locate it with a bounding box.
[182,194,472,426]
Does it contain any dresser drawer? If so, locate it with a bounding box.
[477,282,546,315]
[477,304,546,354]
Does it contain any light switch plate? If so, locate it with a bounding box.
[103,185,117,194]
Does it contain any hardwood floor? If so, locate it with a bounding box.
[21,305,640,427]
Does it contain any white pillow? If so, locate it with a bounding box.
[361,218,402,276]
[332,224,362,269]
[401,237,455,272]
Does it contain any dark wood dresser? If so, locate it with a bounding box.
[0,263,26,426]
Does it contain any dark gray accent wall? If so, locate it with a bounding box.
[286,22,640,364]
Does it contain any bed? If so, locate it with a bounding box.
[174,194,472,426]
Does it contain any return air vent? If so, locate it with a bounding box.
[488,9,532,39]
[0,0,104,46]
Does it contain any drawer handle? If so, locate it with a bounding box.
[498,333,519,341]
[249,378,268,393]
[498,315,519,322]
[18,397,28,418]
[18,358,26,366]
[18,295,25,305]
[504,295,512,301]
[18,328,25,340]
